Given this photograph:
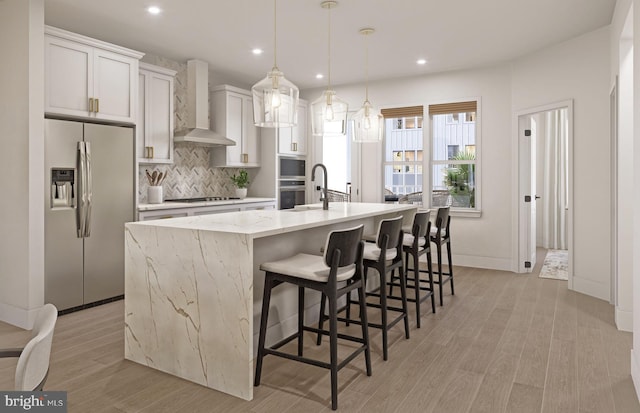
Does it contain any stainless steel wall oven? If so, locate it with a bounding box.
[279,156,306,209]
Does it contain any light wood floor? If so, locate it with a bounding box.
[1,251,639,412]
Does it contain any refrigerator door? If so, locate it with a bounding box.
[82,123,134,303]
[45,119,85,310]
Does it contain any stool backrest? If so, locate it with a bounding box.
[324,225,364,268]
[435,207,450,233]
[376,216,404,250]
[412,210,431,238]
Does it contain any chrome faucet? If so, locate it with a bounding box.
[311,163,329,210]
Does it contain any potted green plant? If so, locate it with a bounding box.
[444,152,475,208]
[231,169,250,199]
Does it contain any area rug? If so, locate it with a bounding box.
[539,249,568,280]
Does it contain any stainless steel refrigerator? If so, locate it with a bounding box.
[45,118,134,311]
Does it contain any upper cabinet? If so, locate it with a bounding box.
[209,85,261,167]
[278,100,308,156]
[44,26,144,124]
[137,63,176,164]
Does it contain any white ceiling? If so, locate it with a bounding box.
[44,0,616,90]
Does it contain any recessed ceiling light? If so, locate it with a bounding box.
[252,48,263,55]
[147,6,161,15]
[316,74,324,79]
[416,59,427,65]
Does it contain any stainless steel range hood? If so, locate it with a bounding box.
[174,60,236,146]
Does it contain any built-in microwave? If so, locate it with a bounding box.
[279,156,306,179]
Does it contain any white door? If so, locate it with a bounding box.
[519,115,537,272]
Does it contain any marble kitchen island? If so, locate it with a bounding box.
[124,202,417,400]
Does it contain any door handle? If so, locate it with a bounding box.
[77,142,86,238]
[84,142,92,237]
[535,195,541,200]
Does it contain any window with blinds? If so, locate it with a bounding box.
[429,100,479,210]
[382,106,425,201]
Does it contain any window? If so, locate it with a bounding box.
[447,145,459,160]
[381,106,424,201]
[429,100,479,210]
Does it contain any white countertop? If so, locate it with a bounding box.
[137,197,276,211]
[128,202,417,238]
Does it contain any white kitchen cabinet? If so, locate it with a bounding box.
[137,199,276,220]
[45,26,143,124]
[278,100,308,156]
[137,63,176,164]
[209,85,261,167]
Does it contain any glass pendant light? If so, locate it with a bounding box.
[252,0,299,128]
[353,28,383,143]
[311,1,348,136]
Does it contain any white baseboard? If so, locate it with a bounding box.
[0,301,36,329]
[615,307,633,332]
[571,276,609,301]
[450,254,512,272]
[631,350,640,403]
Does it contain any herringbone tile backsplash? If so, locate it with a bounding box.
[137,54,240,203]
[139,144,240,202]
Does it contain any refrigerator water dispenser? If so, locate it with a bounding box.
[51,168,75,208]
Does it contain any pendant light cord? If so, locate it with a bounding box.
[327,3,332,90]
[365,32,369,101]
[273,0,278,69]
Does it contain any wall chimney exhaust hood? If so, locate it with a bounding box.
[174,60,236,146]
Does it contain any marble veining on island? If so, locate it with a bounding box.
[124,202,417,400]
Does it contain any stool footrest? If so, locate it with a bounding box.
[263,345,368,373]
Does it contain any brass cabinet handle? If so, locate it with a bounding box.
[89,98,94,113]
[242,153,248,163]
[95,98,99,113]
[150,146,154,159]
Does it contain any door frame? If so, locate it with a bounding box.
[513,100,574,286]
[610,78,618,305]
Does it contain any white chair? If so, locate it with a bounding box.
[0,303,58,391]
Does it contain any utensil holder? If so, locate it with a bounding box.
[148,186,163,204]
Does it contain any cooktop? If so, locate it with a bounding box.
[164,197,241,203]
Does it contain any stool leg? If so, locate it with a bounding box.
[437,242,444,306]
[316,293,326,346]
[328,289,339,410]
[427,248,436,314]
[411,251,421,328]
[358,281,372,376]
[345,285,351,327]
[255,275,273,386]
[447,239,455,296]
[399,260,410,339]
[298,286,304,357]
[379,265,389,361]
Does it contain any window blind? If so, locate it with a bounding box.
[380,105,423,118]
[428,101,477,115]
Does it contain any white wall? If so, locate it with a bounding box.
[0,0,45,328]
[511,27,611,300]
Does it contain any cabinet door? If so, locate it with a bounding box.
[242,95,260,165]
[225,93,244,165]
[277,102,306,155]
[293,103,307,155]
[136,72,147,161]
[45,36,93,117]
[148,74,173,162]
[93,49,137,123]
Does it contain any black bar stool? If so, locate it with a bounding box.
[431,207,454,306]
[389,210,435,327]
[340,215,409,361]
[254,225,371,411]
